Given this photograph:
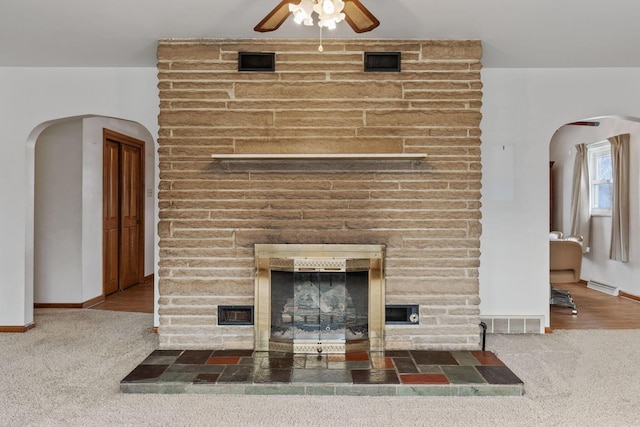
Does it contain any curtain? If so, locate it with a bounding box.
[608,134,630,262]
[569,143,590,253]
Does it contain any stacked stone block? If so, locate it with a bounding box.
[157,39,483,350]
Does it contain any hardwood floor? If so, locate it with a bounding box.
[550,282,640,330]
[90,279,154,314]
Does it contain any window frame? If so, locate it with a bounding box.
[588,141,613,217]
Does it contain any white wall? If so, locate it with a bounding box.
[35,120,84,302]
[480,68,640,329]
[0,67,158,328]
[550,117,640,296]
[4,64,640,332]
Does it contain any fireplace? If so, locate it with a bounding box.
[157,39,484,351]
[254,244,385,354]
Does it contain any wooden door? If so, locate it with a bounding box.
[103,129,144,296]
[119,143,142,289]
[103,140,120,295]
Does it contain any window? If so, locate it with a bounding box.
[588,142,612,216]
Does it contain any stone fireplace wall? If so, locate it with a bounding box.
[157,39,483,350]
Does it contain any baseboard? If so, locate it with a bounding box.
[0,322,35,333]
[619,291,640,303]
[35,303,84,309]
[579,281,638,302]
[82,295,106,308]
[144,274,154,282]
[34,295,105,309]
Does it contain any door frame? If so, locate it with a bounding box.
[102,128,145,296]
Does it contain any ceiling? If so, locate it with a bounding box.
[2,0,640,68]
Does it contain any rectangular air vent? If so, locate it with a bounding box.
[364,52,401,72]
[238,52,275,72]
[218,305,254,325]
[385,304,419,324]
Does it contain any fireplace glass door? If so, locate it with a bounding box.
[292,271,347,342]
[270,265,369,353]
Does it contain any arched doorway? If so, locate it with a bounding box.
[549,115,640,327]
[29,115,156,311]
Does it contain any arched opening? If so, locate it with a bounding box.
[27,115,156,320]
[549,115,640,325]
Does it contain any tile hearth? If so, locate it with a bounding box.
[120,349,523,396]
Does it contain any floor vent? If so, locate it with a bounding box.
[587,280,619,296]
[479,316,543,334]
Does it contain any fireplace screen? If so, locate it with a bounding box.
[254,244,385,354]
[270,269,369,346]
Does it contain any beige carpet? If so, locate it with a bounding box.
[1,309,640,426]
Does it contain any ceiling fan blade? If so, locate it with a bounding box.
[343,0,380,33]
[254,0,299,32]
[568,121,600,126]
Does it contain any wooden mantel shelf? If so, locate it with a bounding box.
[211,153,427,160]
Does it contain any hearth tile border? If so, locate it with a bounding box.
[121,350,523,397]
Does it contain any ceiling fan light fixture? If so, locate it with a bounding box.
[315,0,345,29]
[254,0,379,34]
[322,0,335,14]
[289,0,315,26]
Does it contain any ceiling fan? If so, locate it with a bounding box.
[254,0,380,33]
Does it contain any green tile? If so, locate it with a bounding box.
[119,383,160,394]
[441,366,486,384]
[185,384,246,395]
[451,351,481,366]
[291,368,351,383]
[335,386,397,396]
[217,365,254,383]
[345,361,373,369]
[150,384,189,394]
[418,365,444,374]
[397,385,459,397]
[259,357,303,369]
[305,385,336,395]
[245,385,306,395]
[328,361,370,370]
[253,368,292,383]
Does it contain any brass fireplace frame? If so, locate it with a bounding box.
[254,244,385,353]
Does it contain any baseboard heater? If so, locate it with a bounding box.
[587,280,619,296]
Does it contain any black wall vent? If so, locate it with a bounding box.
[218,305,254,325]
[364,52,401,72]
[385,304,419,324]
[238,52,275,72]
